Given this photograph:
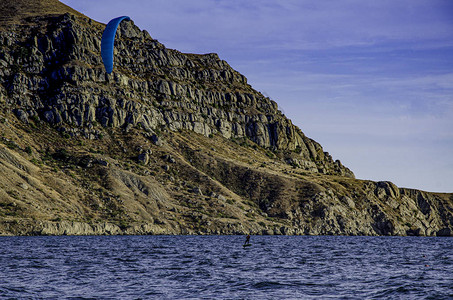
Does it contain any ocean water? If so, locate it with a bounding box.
[0,236,451,299]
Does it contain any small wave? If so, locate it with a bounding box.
[368,284,416,298]
[1,286,28,294]
[197,259,213,266]
[252,280,306,290]
[252,281,286,289]
[114,257,138,263]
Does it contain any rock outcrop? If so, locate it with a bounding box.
[0,0,451,236]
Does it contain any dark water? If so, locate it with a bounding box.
[0,236,452,299]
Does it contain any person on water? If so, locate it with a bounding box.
[245,234,250,245]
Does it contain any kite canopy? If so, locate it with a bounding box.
[101,16,131,74]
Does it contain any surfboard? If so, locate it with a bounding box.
[243,243,252,248]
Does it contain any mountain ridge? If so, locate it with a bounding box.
[0,0,85,26]
[0,0,451,236]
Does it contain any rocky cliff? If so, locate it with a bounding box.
[0,0,451,236]
[1,9,353,177]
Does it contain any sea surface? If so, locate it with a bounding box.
[0,235,451,299]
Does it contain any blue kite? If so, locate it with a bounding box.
[101,16,131,73]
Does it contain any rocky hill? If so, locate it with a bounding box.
[0,0,451,236]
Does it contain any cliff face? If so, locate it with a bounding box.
[0,1,451,236]
[1,12,353,177]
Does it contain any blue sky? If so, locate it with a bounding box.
[61,0,453,192]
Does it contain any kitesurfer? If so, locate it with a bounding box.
[245,234,250,245]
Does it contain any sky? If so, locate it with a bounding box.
[60,0,453,193]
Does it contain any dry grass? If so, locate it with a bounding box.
[0,0,86,26]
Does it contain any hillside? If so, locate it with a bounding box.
[0,0,84,26]
[0,0,451,236]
